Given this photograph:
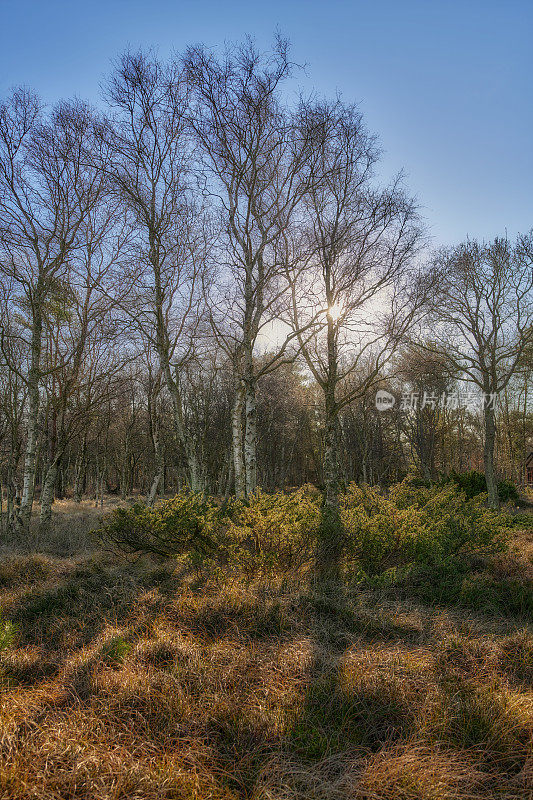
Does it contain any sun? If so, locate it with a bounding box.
[327,302,344,322]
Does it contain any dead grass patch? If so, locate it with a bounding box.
[0,539,531,799]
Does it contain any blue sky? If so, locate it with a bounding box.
[0,0,531,246]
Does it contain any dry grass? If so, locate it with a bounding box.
[0,509,531,799]
[0,496,129,558]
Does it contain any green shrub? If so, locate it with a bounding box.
[447,470,519,504]
[341,484,421,575]
[497,478,520,504]
[341,479,506,577]
[447,470,487,499]
[508,512,533,528]
[222,487,321,577]
[98,491,219,557]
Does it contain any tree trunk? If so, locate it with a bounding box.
[6,486,13,533]
[163,372,202,491]
[147,435,163,506]
[39,454,61,528]
[323,390,340,509]
[182,427,202,492]
[484,401,499,509]
[18,381,40,530]
[317,303,343,581]
[323,302,340,509]
[151,228,202,492]
[147,469,162,506]
[5,455,15,532]
[244,378,257,497]
[18,296,43,531]
[232,381,246,499]
[318,392,343,581]
[74,442,87,502]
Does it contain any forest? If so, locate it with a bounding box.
[1,40,533,526]
[0,34,532,800]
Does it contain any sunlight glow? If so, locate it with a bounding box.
[327,302,344,322]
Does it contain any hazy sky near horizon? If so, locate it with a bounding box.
[0,0,531,247]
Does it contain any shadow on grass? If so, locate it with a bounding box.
[6,501,530,798]
[189,504,420,790]
[286,586,417,765]
[278,502,421,773]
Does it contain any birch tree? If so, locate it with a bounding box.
[0,91,110,530]
[432,234,533,507]
[184,38,316,498]
[289,101,424,503]
[286,100,424,572]
[103,50,207,490]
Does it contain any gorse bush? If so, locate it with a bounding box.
[341,478,506,577]
[496,477,520,504]
[221,487,322,577]
[98,481,507,588]
[98,491,219,557]
[447,470,486,499]
[447,470,519,504]
[98,486,322,577]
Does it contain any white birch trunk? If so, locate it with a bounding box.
[39,454,61,527]
[18,383,40,530]
[159,358,202,491]
[232,381,246,499]
[244,379,257,497]
[18,292,43,531]
[147,430,163,506]
[484,399,499,509]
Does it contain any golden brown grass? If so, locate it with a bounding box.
[0,496,130,558]
[0,517,531,799]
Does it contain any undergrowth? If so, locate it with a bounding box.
[0,483,530,799]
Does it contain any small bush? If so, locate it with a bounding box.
[447,469,519,504]
[222,487,321,577]
[447,469,487,499]
[497,477,520,504]
[98,491,219,557]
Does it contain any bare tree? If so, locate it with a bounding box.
[37,200,128,527]
[184,37,317,498]
[0,91,110,530]
[103,50,207,490]
[396,343,455,482]
[431,234,533,507]
[287,100,424,508]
